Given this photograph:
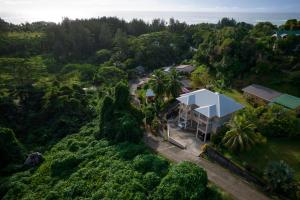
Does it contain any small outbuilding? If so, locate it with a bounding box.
[175,65,195,74]
[145,89,155,103]
[242,84,282,105]
[271,94,300,110]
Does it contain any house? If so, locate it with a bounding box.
[271,94,300,110]
[175,65,195,74]
[135,66,146,76]
[145,89,155,103]
[176,89,244,142]
[272,30,300,39]
[180,79,192,94]
[242,84,282,105]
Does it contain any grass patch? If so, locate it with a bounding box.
[224,137,300,181]
[219,88,252,108]
[7,32,44,39]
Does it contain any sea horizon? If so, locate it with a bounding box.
[1,11,300,26]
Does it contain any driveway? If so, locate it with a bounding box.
[168,121,204,156]
[144,133,271,200]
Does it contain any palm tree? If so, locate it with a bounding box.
[149,70,167,99]
[222,114,265,152]
[166,69,182,98]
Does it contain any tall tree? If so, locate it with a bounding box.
[223,114,266,152]
[166,69,182,98]
[149,70,167,99]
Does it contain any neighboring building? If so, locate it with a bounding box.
[272,30,300,39]
[137,78,150,89]
[175,65,195,74]
[135,66,146,76]
[177,89,244,142]
[242,84,282,105]
[145,89,155,103]
[271,94,300,110]
[180,79,192,94]
[162,66,172,73]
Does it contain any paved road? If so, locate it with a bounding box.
[144,133,271,200]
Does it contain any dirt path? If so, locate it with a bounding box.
[144,133,271,200]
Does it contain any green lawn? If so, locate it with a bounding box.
[219,88,252,108]
[7,32,44,39]
[224,137,300,181]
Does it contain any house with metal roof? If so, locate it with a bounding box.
[242,84,282,105]
[175,65,195,74]
[271,94,300,110]
[272,30,300,39]
[176,89,244,142]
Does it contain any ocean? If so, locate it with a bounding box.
[2,11,300,26]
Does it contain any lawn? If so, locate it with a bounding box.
[7,32,44,39]
[219,88,252,108]
[224,137,300,181]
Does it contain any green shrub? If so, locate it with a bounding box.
[0,127,25,168]
[116,142,148,160]
[133,154,169,176]
[143,172,161,191]
[264,160,295,192]
[152,161,209,200]
[258,105,298,137]
[50,154,81,177]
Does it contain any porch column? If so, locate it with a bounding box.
[184,107,188,129]
[196,114,200,139]
[203,119,210,142]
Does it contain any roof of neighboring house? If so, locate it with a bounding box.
[175,65,195,73]
[271,94,300,109]
[177,89,244,118]
[146,89,155,97]
[242,84,282,102]
[180,79,192,88]
[273,30,300,37]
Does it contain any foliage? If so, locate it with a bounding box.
[133,154,169,176]
[191,64,212,88]
[1,129,222,200]
[166,69,183,98]
[97,83,143,143]
[0,127,25,168]
[222,113,266,152]
[264,160,295,192]
[257,105,298,137]
[152,161,215,200]
[149,70,167,99]
[94,66,127,87]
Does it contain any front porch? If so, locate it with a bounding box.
[168,120,205,155]
[178,104,212,142]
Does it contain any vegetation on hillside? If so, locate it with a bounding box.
[0,16,300,199]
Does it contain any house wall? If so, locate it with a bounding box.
[211,113,233,134]
[243,92,268,106]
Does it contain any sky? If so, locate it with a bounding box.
[0,0,300,23]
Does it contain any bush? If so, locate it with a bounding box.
[51,154,81,177]
[133,154,169,176]
[0,127,25,168]
[143,172,160,191]
[258,105,298,137]
[264,160,294,192]
[152,161,210,200]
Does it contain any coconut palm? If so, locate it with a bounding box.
[149,69,167,99]
[222,114,265,152]
[166,69,183,98]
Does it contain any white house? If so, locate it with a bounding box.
[176,89,244,142]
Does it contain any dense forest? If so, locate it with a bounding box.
[0,16,300,199]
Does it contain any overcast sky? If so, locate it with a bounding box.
[1,0,300,23]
